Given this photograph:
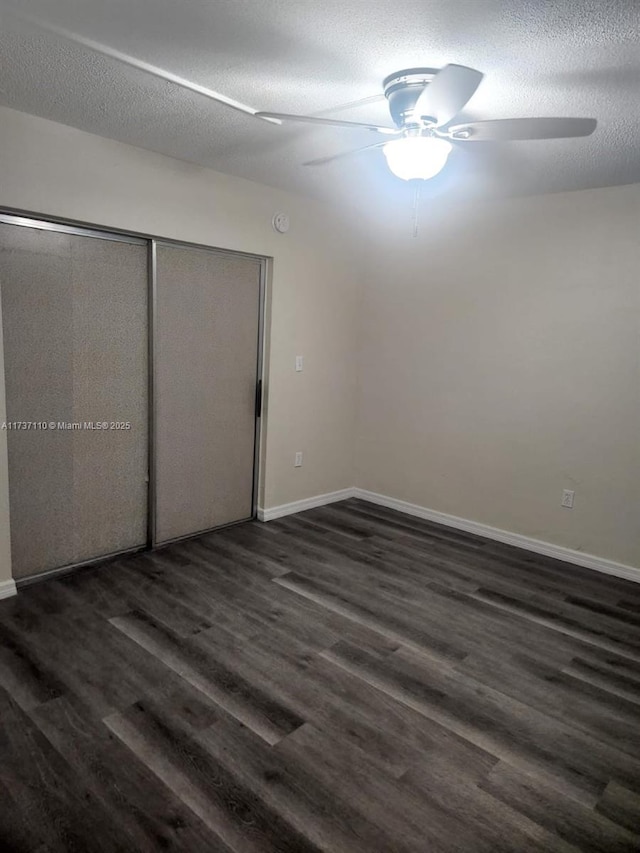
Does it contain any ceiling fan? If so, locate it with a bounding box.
[256,65,597,180]
[5,13,599,185]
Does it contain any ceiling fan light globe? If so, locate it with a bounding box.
[383,136,452,181]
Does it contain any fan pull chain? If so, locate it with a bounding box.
[412,182,422,238]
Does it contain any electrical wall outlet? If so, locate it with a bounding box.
[294,451,303,467]
[561,489,575,509]
[295,355,303,372]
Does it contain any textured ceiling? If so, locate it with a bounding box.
[0,0,639,212]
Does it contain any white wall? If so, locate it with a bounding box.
[0,105,361,580]
[357,183,640,569]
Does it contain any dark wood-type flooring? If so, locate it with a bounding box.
[1,498,640,852]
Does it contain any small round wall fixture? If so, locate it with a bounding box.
[272,213,290,234]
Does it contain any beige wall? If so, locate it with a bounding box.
[357,183,640,568]
[0,106,360,580]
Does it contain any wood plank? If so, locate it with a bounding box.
[105,698,319,853]
[109,610,305,745]
[0,687,140,852]
[30,694,224,852]
[481,761,640,852]
[321,639,632,806]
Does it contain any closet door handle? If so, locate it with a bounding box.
[255,379,263,418]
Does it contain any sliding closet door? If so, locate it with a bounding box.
[0,222,148,578]
[155,244,261,544]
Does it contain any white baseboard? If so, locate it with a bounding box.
[0,578,17,600]
[258,486,639,583]
[258,488,356,522]
[353,488,640,584]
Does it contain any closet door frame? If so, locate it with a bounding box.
[0,208,267,582]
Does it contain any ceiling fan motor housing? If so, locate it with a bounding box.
[383,68,438,127]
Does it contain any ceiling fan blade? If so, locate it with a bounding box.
[8,10,280,122]
[446,117,598,141]
[314,94,387,115]
[256,112,399,134]
[303,142,387,166]
[412,64,484,126]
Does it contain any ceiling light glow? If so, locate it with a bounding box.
[383,136,452,181]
